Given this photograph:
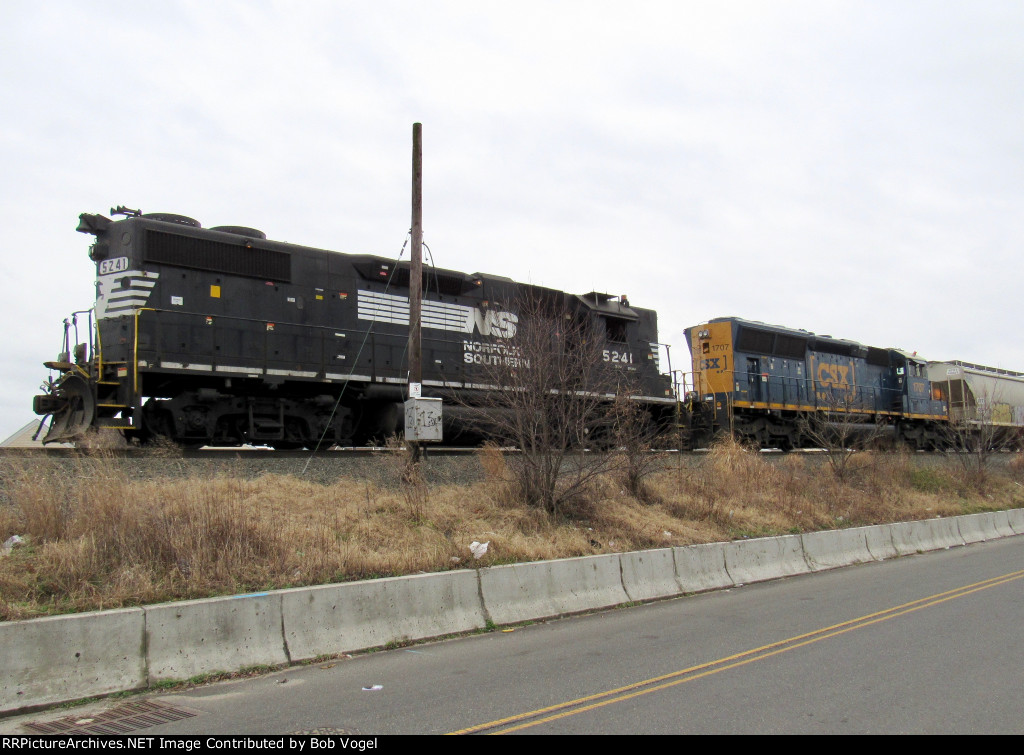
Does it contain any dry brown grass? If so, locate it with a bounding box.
[1,440,1021,620]
[1009,452,1024,480]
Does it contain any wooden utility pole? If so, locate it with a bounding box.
[408,123,423,460]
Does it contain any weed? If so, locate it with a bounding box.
[149,679,182,691]
[1008,453,1024,480]
[910,466,955,493]
[0,449,1019,619]
[378,436,429,522]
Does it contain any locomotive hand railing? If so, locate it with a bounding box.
[697,367,903,417]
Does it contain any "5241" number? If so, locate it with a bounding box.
[603,350,633,364]
[98,256,129,275]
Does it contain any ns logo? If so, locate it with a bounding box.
[475,310,518,339]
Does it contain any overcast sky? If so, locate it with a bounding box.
[2,0,1022,442]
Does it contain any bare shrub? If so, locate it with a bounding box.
[672,438,783,530]
[12,466,73,542]
[941,384,1017,492]
[450,293,621,515]
[477,442,507,481]
[609,389,669,504]
[0,504,18,542]
[9,453,132,543]
[797,394,891,482]
[663,483,719,524]
[378,436,429,522]
[704,436,774,499]
[1008,452,1024,481]
[779,453,809,499]
[476,442,514,506]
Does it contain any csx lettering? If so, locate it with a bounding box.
[701,358,721,370]
[816,363,851,388]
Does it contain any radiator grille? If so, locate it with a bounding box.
[146,230,291,281]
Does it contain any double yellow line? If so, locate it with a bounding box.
[449,569,1024,734]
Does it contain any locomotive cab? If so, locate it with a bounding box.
[888,352,947,449]
[34,209,163,443]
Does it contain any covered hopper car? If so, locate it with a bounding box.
[927,361,1024,447]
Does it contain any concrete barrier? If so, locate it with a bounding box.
[889,520,932,556]
[282,570,486,662]
[992,510,1017,538]
[928,517,967,549]
[1008,508,1024,535]
[865,525,898,561]
[674,542,733,593]
[723,534,809,585]
[889,518,964,557]
[802,527,875,571]
[619,548,681,602]
[956,512,999,544]
[0,608,145,713]
[145,592,287,683]
[479,554,628,626]
[2,508,1022,714]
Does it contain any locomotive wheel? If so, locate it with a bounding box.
[43,375,96,444]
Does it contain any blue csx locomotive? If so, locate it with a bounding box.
[683,317,949,449]
[32,208,674,447]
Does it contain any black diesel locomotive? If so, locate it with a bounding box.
[33,208,674,447]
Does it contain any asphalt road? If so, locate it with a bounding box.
[4,535,1022,735]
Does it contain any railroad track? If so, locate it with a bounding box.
[3,444,991,459]
[1,445,1009,491]
[0,445,494,459]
